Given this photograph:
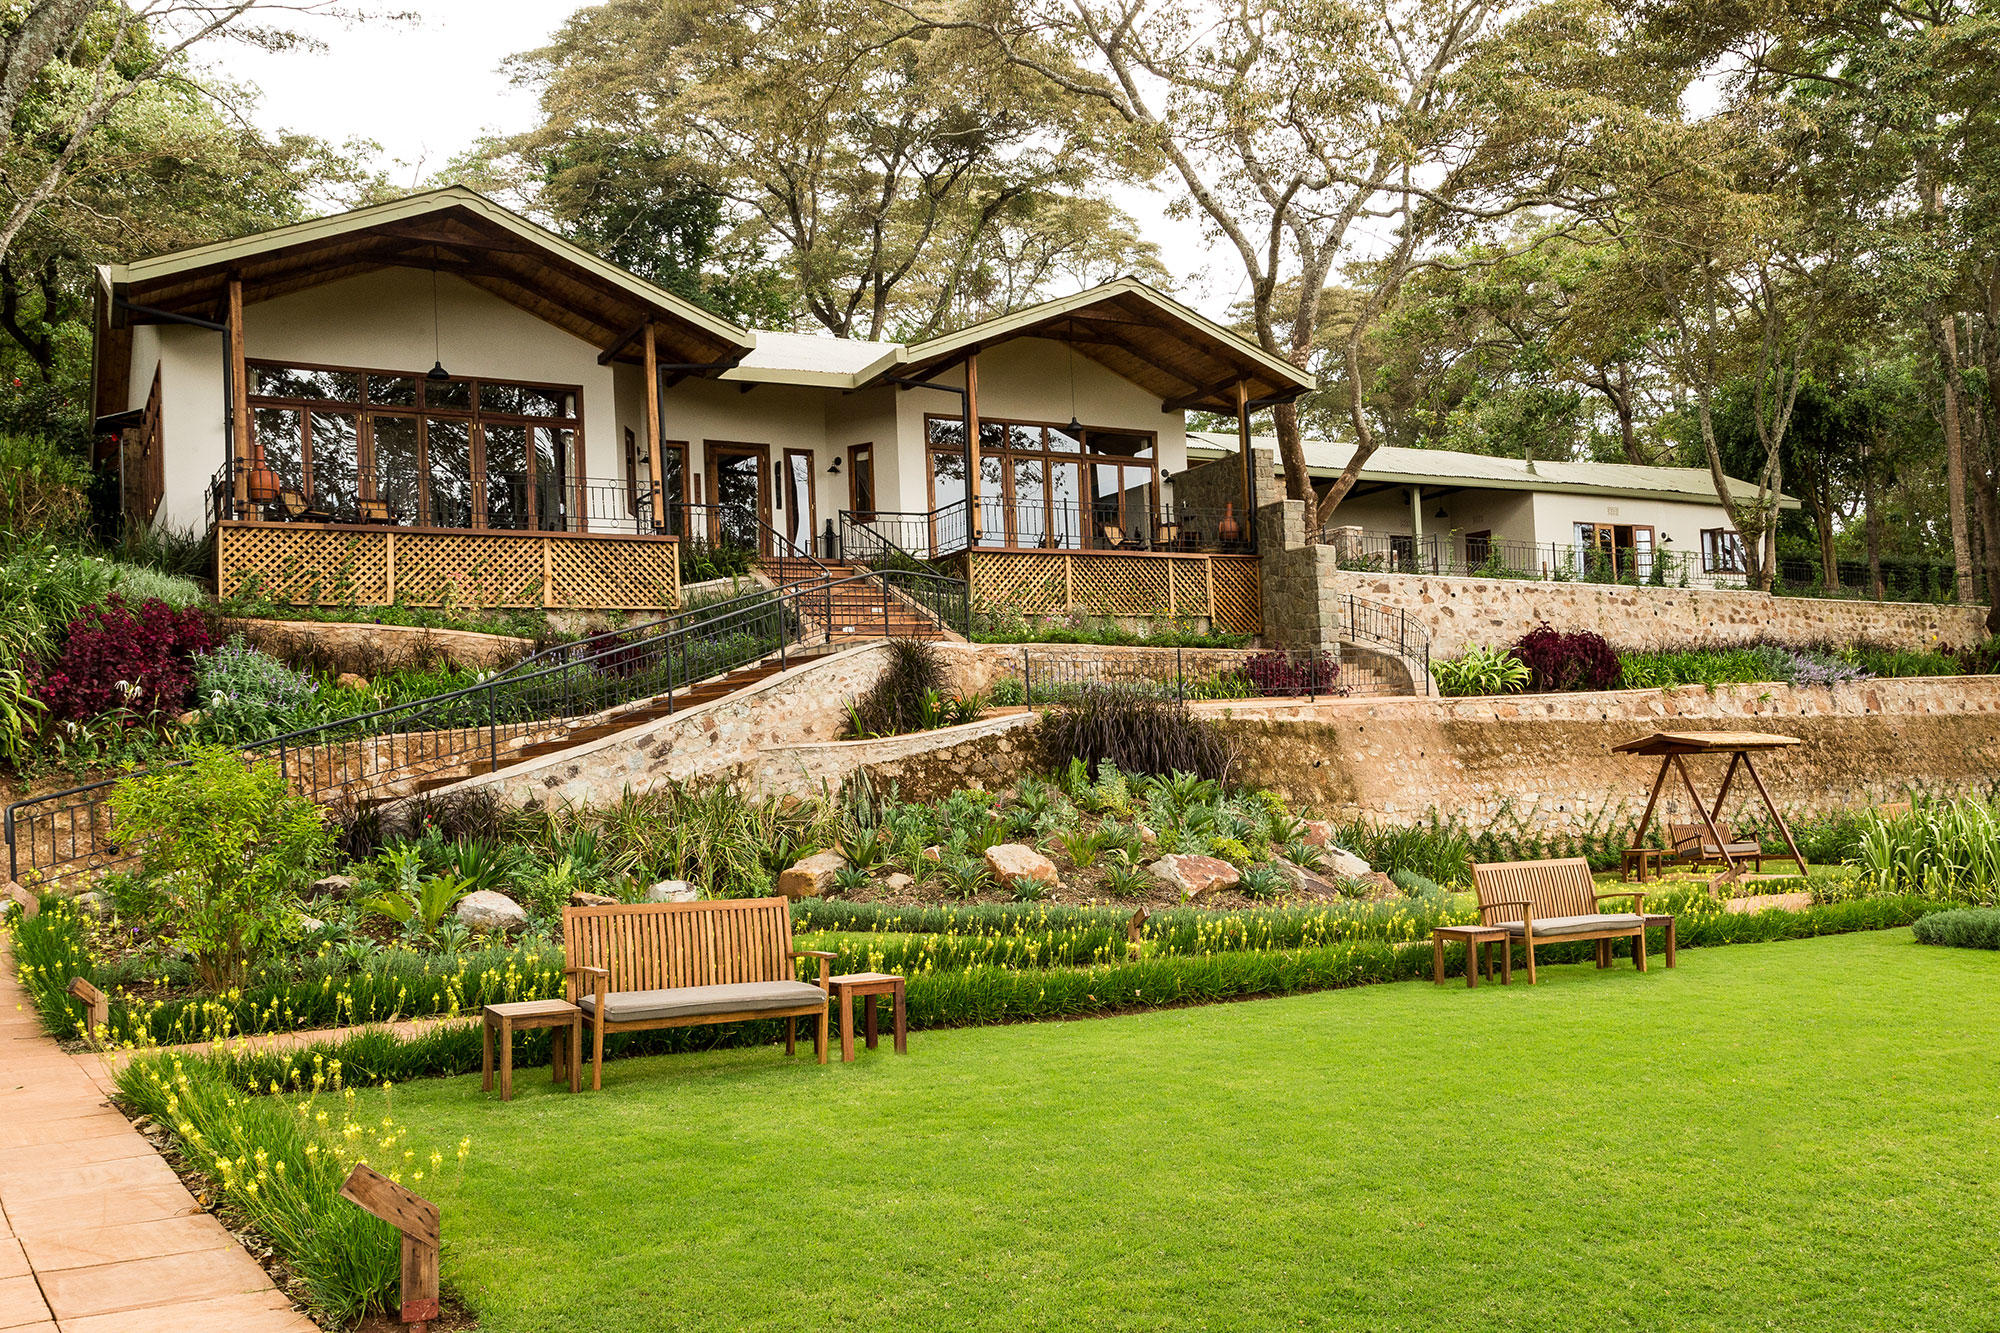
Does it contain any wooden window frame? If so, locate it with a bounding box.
[245,358,584,531]
[848,443,876,523]
[1701,527,1746,574]
[922,412,1158,550]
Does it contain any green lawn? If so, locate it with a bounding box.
[385,930,2000,1332]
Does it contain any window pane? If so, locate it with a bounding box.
[1049,460,1082,549]
[533,427,571,531]
[255,365,360,401]
[368,375,417,407]
[372,417,421,523]
[1091,462,1124,541]
[425,378,473,410]
[254,407,304,500]
[427,418,473,528]
[1087,431,1151,459]
[979,422,1006,454]
[928,417,964,449]
[660,443,686,507]
[308,412,359,522]
[1047,424,1081,453]
[482,424,529,530]
[480,382,572,418]
[1008,425,1043,451]
[975,454,1005,547]
[852,447,875,521]
[1011,455,1047,549]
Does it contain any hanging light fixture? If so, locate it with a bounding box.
[1065,318,1083,440]
[427,262,450,381]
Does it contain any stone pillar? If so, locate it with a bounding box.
[1326,524,1364,566]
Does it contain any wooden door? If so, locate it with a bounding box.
[780,448,817,556]
[704,441,770,554]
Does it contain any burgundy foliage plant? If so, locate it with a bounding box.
[1244,649,1340,696]
[37,596,215,722]
[1511,621,1620,693]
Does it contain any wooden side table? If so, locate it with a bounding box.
[1643,913,1678,968]
[827,972,907,1062]
[1621,847,1665,882]
[1432,925,1512,988]
[482,999,582,1101]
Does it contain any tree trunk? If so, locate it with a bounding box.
[1863,432,1885,601]
[1934,315,1978,603]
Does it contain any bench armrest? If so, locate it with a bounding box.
[564,964,608,1007]
[1594,889,1646,913]
[1476,898,1533,926]
[788,949,837,989]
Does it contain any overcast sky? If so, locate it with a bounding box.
[197,1,1238,321]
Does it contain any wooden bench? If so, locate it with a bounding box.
[1471,858,1655,985]
[563,898,836,1087]
[1668,820,1767,874]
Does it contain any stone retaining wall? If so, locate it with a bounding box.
[221,618,534,674]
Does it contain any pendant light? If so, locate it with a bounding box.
[426,263,450,381]
[1064,318,1083,440]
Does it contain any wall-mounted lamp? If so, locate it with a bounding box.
[827,457,842,475]
[1661,534,1674,544]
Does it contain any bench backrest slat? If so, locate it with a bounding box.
[562,899,794,996]
[1667,821,1737,856]
[1471,858,1597,920]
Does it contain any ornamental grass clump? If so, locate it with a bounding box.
[116,1053,470,1325]
[1852,797,2000,902]
[1035,688,1229,781]
[108,746,333,992]
[1430,643,1531,697]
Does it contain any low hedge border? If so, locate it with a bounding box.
[1911,907,2000,950]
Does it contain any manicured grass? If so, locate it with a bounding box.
[383,931,1999,1332]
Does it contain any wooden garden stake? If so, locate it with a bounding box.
[66,978,106,1044]
[1,880,35,918]
[339,1163,440,1327]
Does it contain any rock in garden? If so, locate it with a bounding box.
[1358,872,1398,900]
[646,879,698,903]
[336,672,370,691]
[1303,820,1337,847]
[570,890,619,907]
[456,890,527,932]
[881,872,916,891]
[1135,823,1159,847]
[921,845,944,862]
[175,710,200,727]
[777,852,846,899]
[299,915,325,934]
[309,873,357,900]
[1274,859,1342,898]
[1323,846,1371,878]
[985,842,1059,887]
[70,889,110,919]
[1149,854,1239,898]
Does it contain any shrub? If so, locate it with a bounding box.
[1035,688,1230,782]
[1243,649,1338,695]
[0,542,117,661]
[846,638,949,737]
[1912,907,2000,949]
[193,637,323,741]
[0,433,90,550]
[1431,643,1530,696]
[108,747,333,990]
[37,594,214,721]
[1513,622,1620,692]
[110,562,208,609]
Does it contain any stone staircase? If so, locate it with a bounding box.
[756,557,949,641]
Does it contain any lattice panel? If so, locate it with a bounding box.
[970,553,1067,612]
[549,539,681,610]
[1171,562,1211,618]
[1071,556,1173,617]
[218,524,390,604]
[1210,557,1262,633]
[395,532,544,607]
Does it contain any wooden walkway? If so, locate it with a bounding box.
[0,948,317,1333]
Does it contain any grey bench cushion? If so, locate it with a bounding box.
[579,980,828,1024]
[1491,913,1645,938]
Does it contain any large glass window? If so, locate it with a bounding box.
[247,361,582,530]
[926,415,1159,549]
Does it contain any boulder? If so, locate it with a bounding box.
[70,889,111,920]
[881,872,916,892]
[777,852,845,900]
[569,890,619,907]
[921,845,944,863]
[298,915,325,935]
[336,672,370,691]
[646,879,699,903]
[456,890,527,932]
[1148,854,1240,898]
[1323,846,1371,878]
[1357,871,1398,900]
[1302,820,1337,847]
[1135,823,1159,848]
[309,873,357,900]
[1273,859,1343,898]
[985,842,1059,888]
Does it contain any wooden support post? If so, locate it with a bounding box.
[642,322,664,533]
[66,977,107,1043]
[1739,752,1811,879]
[1630,756,1672,850]
[340,1164,441,1327]
[1234,380,1254,520]
[1672,754,1736,874]
[228,277,250,510]
[965,352,982,541]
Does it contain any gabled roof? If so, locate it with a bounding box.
[856,279,1313,411]
[97,186,754,368]
[1186,432,1801,508]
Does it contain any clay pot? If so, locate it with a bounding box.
[1217,501,1241,545]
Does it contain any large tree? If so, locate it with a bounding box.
[495,0,1157,340]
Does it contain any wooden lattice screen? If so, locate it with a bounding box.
[968,551,1260,633]
[216,522,681,611]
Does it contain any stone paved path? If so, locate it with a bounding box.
[0,946,318,1332]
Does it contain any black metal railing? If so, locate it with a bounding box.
[999,633,1425,706]
[1315,526,1959,603]
[2,572,901,886]
[839,498,1256,559]
[833,510,972,637]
